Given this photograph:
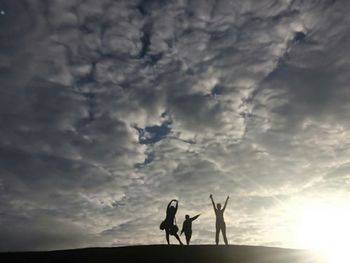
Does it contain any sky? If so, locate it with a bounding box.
[1,0,350,252]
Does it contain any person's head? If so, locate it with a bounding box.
[185,214,190,220]
[217,203,222,210]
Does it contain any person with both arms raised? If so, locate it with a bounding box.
[210,194,229,245]
[160,199,183,245]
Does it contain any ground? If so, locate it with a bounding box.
[0,245,327,263]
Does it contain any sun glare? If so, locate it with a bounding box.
[295,205,350,263]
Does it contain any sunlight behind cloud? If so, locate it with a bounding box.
[294,205,350,263]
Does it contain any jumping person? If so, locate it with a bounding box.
[160,199,183,245]
[180,214,200,245]
[210,194,229,245]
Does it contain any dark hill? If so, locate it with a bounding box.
[0,245,327,263]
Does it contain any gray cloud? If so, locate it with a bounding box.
[1,0,350,251]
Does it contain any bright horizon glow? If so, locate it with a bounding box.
[294,205,350,263]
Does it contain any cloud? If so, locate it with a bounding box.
[1,0,350,251]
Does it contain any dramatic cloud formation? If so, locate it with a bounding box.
[1,0,350,251]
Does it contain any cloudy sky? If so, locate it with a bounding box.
[1,0,350,252]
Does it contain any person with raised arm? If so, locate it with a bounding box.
[159,199,183,245]
[180,214,200,245]
[210,194,229,245]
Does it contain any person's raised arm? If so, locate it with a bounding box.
[191,214,200,221]
[223,196,229,211]
[167,199,177,211]
[210,194,216,211]
[166,200,173,210]
[173,200,178,213]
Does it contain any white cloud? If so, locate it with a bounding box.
[1,0,350,251]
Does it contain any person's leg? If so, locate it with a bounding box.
[186,231,192,245]
[222,223,228,245]
[215,223,220,245]
[174,233,183,245]
[166,229,170,245]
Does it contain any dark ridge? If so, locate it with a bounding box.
[0,245,326,263]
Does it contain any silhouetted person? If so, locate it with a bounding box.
[180,214,200,245]
[210,194,229,245]
[160,199,183,245]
